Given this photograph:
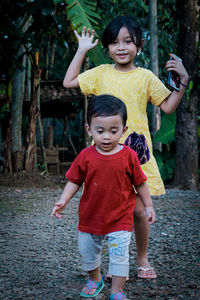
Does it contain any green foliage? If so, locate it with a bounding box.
[154,149,175,181]
[35,163,47,175]
[154,112,176,144]
[153,112,176,182]
[0,0,68,80]
[185,80,194,102]
[0,104,10,120]
[66,0,101,27]
[157,0,178,82]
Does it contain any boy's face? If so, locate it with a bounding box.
[86,114,127,154]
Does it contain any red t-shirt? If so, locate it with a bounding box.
[66,145,147,235]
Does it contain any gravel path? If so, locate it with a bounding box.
[0,187,199,299]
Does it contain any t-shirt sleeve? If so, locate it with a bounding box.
[131,151,147,186]
[147,71,171,106]
[65,152,85,185]
[78,66,100,95]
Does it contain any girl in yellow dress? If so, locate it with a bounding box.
[63,16,188,282]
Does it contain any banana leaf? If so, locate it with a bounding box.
[154,112,176,144]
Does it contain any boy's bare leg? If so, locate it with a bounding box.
[82,266,101,295]
[111,275,126,295]
[134,195,151,268]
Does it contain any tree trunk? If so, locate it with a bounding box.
[11,53,26,172]
[25,76,38,171]
[4,81,13,173]
[4,16,30,173]
[149,0,161,151]
[174,0,199,189]
[25,53,41,171]
[36,85,47,172]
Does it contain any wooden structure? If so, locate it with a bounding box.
[34,81,85,175]
[37,146,71,176]
[0,80,89,175]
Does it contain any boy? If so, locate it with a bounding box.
[51,94,156,300]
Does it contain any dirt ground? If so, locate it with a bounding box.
[0,171,66,189]
[0,171,200,299]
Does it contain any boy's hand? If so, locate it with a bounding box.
[74,26,98,53]
[51,199,66,218]
[145,206,156,224]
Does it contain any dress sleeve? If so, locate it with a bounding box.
[65,152,85,185]
[148,71,171,106]
[78,66,100,95]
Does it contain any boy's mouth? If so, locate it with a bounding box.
[102,143,111,148]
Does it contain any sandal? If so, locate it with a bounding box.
[80,274,104,298]
[137,267,157,279]
[109,292,128,299]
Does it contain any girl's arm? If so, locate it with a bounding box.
[159,53,189,114]
[51,181,80,218]
[63,27,98,88]
[135,181,156,224]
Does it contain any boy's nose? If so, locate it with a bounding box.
[103,132,110,139]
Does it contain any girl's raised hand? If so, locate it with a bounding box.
[74,26,99,53]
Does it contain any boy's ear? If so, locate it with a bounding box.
[121,126,128,137]
[85,123,92,136]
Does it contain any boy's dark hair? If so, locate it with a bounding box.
[102,16,143,50]
[87,94,127,127]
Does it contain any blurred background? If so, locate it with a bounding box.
[0,0,199,190]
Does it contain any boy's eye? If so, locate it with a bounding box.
[111,130,117,134]
[97,130,103,134]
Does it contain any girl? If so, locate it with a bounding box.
[63,16,188,279]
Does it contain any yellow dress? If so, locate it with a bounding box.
[78,64,171,195]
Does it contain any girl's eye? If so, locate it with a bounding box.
[111,131,117,134]
[126,40,132,44]
[97,130,103,134]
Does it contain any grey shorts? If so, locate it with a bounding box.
[78,230,132,277]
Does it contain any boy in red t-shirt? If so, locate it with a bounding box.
[51,94,156,300]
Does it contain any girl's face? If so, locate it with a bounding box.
[86,115,127,155]
[108,26,140,72]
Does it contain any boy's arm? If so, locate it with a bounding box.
[63,27,98,88]
[51,181,80,218]
[135,181,156,224]
[159,53,189,114]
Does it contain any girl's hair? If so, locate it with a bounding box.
[87,94,127,127]
[102,16,143,50]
